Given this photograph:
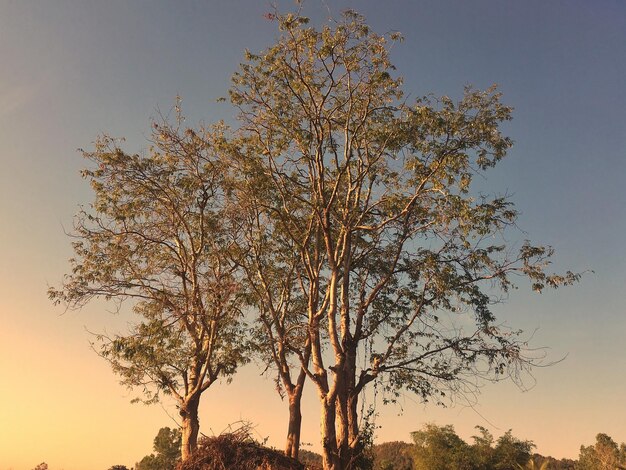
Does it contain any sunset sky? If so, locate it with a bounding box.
[1,1,625,469]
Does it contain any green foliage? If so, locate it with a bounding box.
[228,8,580,468]
[411,423,533,470]
[231,6,579,424]
[299,449,323,467]
[372,441,414,470]
[136,427,182,470]
[52,7,581,467]
[412,424,475,470]
[576,433,626,470]
[51,112,250,459]
[492,430,534,469]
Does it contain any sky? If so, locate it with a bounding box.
[0,0,625,468]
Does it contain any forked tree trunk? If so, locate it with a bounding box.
[180,395,200,462]
[281,352,309,459]
[285,391,303,459]
[336,389,363,468]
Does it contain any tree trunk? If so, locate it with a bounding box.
[335,387,351,469]
[321,397,340,470]
[180,395,200,462]
[336,344,360,469]
[285,391,303,459]
[347,392,359,450]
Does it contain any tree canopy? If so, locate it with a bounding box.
[577,433,626,470]
[228,9,578,469]
[411,423,533,470]
[53,8,579,469]
[49,115,249,461]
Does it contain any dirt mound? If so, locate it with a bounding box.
[177,430,319,470]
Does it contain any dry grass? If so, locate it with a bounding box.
[177,427,321,470]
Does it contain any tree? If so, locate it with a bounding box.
[49,114,248,462]
[410,423,534,470]
[32,464,48,470]
[471,426,496,470]
[492,430,534,469]
[235,201,311,459]
[229,9,578,469]
[108,466,130,470]
[411,424,474,470]
[136,427,182,470]
[577,433,626,470]
[372,441,414,470]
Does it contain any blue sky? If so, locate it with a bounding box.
[0,1,625,468]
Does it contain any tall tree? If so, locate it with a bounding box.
[229,10,578,470]
[49,114,248,462]
[235,206,311,459]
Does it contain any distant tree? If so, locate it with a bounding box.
[471,426,496,469]
[154,427,182,464]
[108,466,130,470]
[136,427,182,470]
[411,424,474,470]
[577,433,626,470]
[136,454,161,470]
[492,430,534,469]
[373,441,414,470]
[545,456,576,470]
[299,449,324,467]
[49,114,248,462]
[32,464,48,470]
[410,423,536,470]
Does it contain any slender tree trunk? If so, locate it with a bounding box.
[336,343,360,469]
[347,393,359,449]
[285,389,303,459]
[335,387,351,469]
[347,345,360,461]
[180,395,200,462]
[279,339,310,459]
[321,396,340,470]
